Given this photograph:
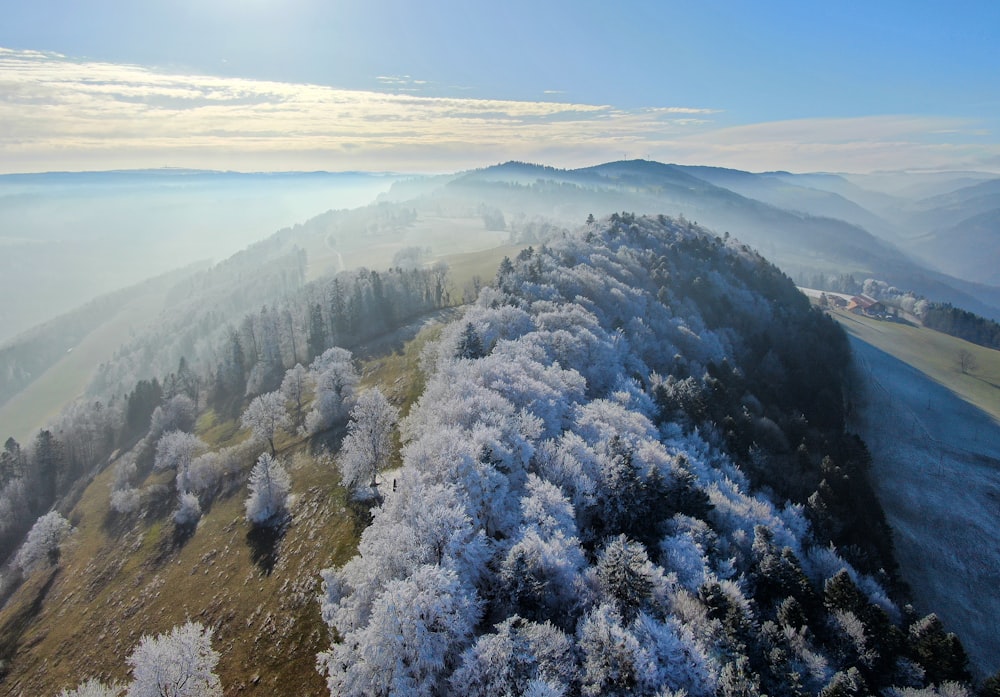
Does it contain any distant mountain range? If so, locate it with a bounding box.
[2,161,998,348]
[380,159,1000,319]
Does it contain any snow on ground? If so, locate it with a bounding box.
[848,336,1000,677]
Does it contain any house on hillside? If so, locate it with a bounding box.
[846,294,884,317]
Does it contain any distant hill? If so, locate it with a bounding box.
[675,165,900,240]
[901,177,1000,237]
[381,159,1000,319]
[911,207,1000,286]
[0,170,397,342]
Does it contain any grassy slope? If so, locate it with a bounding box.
[0,322,441,697]
[826,307,1000,422]
[442,244,527,296]
[303,216,512,283]
[0,284,170,445]
[823,306,1000,676]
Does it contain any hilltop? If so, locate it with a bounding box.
[3,214,989,696]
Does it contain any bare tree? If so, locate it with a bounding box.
[957,348,978,375]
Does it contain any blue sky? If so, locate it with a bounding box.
[1,0,998,173]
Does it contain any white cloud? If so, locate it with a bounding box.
[652,116,1000,173]
[0,48,996,174]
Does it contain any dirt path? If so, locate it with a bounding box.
[848,336,1000,677]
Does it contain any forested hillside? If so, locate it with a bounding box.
[317,214,982,695]
[2,214,991,696]
[0,248,451,589]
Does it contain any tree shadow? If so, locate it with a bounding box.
[344,493,382,538]
[246,515,289,576]
[309,424,346,456]
[172,519,197,548]
[0,568,58,680]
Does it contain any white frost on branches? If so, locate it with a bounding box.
[153,430,206,493]
[125,621,222,697]
[15,510,73,572]
[245,452,291,525]
[338,388,399,495]
[58,679,123,697]
[173,491,202,526]
[240,391,291,455]
[305,347,359,434]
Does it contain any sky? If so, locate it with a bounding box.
[1,0,999,174]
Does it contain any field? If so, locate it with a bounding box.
[303,215,511,282]
[827,307,1000,422]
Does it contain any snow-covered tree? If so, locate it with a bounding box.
[338,388,399,494]
[280,363,311,430]
[110,458,137,492]
[578,603,655,697]
[173,491,201,527]
[16,511,73,572]
[126,621,221,697]
[305,348,359,434]
[153,431,206,493]
[594,534,665,622]
[240,390,291,455]
[450,616,576,696]
[318,564,480,697]
[245,452,291,526]
[110,487,142,515]
[148,394,196,441]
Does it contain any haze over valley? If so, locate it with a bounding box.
[1,2,999,696]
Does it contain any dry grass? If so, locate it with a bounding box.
[442,244,528,301]
[0,247,484,697]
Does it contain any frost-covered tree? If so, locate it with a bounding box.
[318,564,480,697]
[109,458,142,514]
[450,616,575,696]
[305,347,359,434]
[280,363,311,430]
[148,394,196,441]
[578,604,654,697]
[126,621,222,697]
[110,487,142,515]
[457,322,485,359]
[338,388,399,494]
[245,452,291,526]
[594,534,663,622]
[173,491,201,527]
[110,458,137,492]
[16,510,72,572]
[153,431,205,493]
[240,390,291,455]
